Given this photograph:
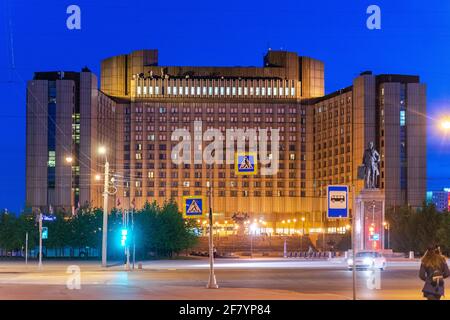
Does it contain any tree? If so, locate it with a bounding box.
[386,203,450,255]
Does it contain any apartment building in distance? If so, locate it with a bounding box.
[25,49,427,233]
[26,70,117,213]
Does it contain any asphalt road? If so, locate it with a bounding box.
[0,258,437,300]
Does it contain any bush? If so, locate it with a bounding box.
[386,203,450,255]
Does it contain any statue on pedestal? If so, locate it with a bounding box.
[362,142,380,189]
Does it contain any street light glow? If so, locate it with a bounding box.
[98,146,107,155]
[65,156,73,163]
[95,174,101,181]
[441,119,450,131]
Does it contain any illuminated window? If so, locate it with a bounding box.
[47,151,56,167]
[400,110,406,126]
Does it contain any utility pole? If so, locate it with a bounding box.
[250,232,253,259]
[206,168,218,289]
[351,185,357,300]
[25,232,28,265]
[132,209,135,270]
[101,159,109,268]
[125,210,130,271]
[38,212,43,268]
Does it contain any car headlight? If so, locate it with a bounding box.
[348,258,353,265]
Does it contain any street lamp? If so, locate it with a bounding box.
[383,221,390,249]
[65,156,73,163]
[98,145,111,268]
[440,118,450,131]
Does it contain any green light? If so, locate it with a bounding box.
[120,228,128,247]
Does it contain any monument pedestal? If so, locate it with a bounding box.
[354,189,385,251]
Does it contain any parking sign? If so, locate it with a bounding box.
[327,185,349,218]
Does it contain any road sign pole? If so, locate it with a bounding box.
[207,179,218,289]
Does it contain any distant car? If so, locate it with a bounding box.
[347,251,386,270]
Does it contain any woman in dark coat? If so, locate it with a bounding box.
[419,245,450,300]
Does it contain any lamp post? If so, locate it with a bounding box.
[98,146,110,268]
[301,217,305,251]
[65,156,74,214]
[38,211,43,268]
[207,166,218,289]
[383,221,390,249]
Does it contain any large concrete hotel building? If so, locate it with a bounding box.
[26,49,427,233]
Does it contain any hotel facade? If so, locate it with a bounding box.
[26,49,427,233]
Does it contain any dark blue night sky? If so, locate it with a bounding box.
[0,0,449,213]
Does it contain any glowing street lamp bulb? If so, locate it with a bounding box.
[301,217,305,222]
[287,219,291,223]
[441,119,450,131]
[282,220,286,224]
[98,146,107,155]
[95,174,101,181]
[293,219,297,222]
[65,156,73,163]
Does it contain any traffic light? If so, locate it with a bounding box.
[120,228,128,247]
[42,227,48,239]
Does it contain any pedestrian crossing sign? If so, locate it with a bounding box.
[235,152,257,175]
[183,196,205,219]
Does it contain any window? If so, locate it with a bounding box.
[400,110,406,126]
[47,151,56,167]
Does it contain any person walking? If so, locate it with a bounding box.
[419,245,450,300]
